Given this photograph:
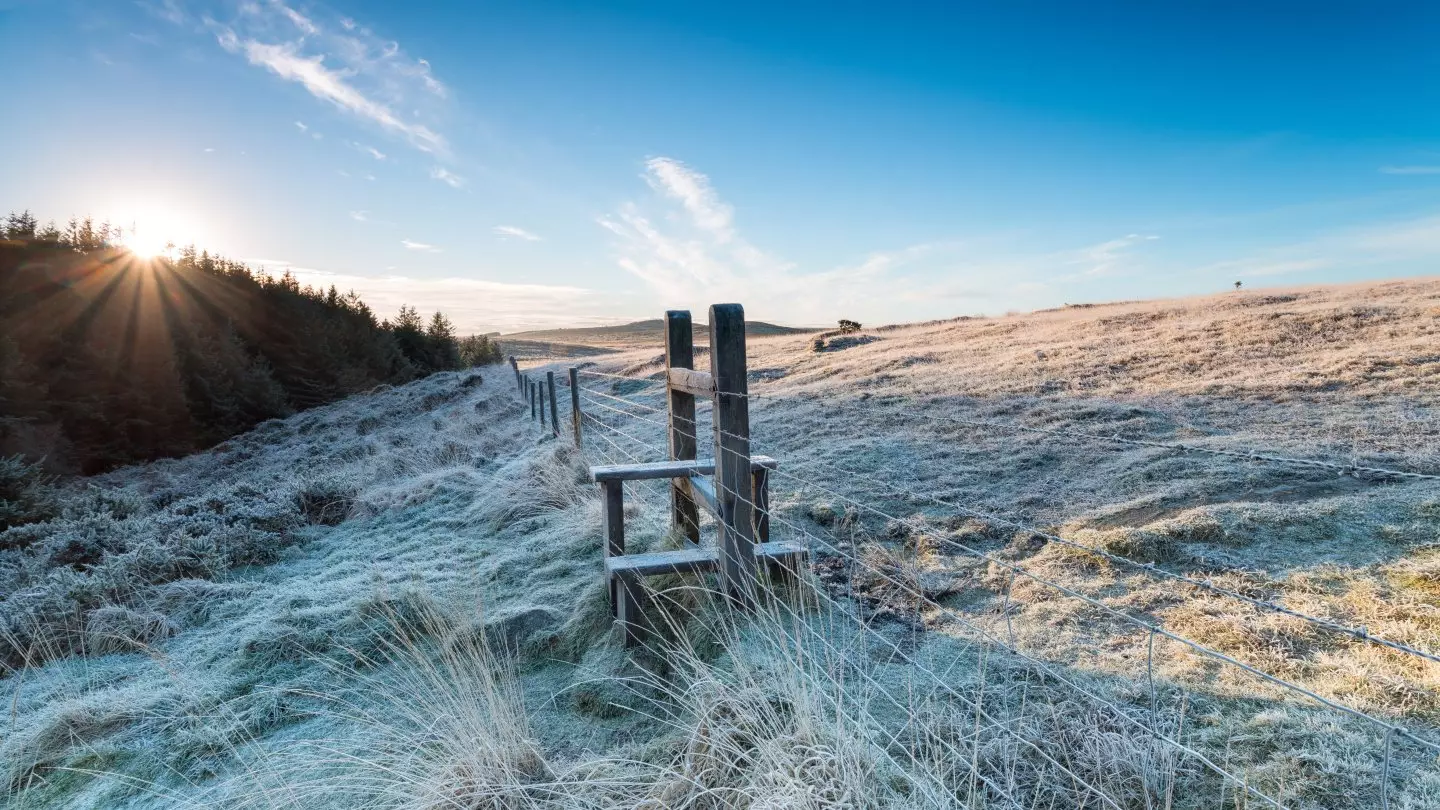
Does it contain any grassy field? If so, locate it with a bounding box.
[3,278,1438,808]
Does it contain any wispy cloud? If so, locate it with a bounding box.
[359,144,386,160]
[210,2,450,157]
[401,239,441,253]
[643,157,735,241]
[294,120,308,132]
[429,166,466,188]
[139,0,185,25]
[351,209,394,225]
[274,1,318,36]
[1061,233,1160,278]
[1195,213,1440,278]
[1380,165,1440,176]
[244,261,606,332]
[493,225,540,242]
[601,156,1178,323]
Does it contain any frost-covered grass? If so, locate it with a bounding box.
[4,278,1440,808]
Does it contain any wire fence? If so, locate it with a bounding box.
[515,363,1440,808]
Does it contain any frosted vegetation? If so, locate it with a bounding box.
[3,279,1439,808]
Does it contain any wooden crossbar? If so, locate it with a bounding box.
[667,367,715,396]
[606,541,806,578]
[689,475,718,514]
[607,541,807,647]
[591,455,778,482]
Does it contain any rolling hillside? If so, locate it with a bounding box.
[4,278,1439,808]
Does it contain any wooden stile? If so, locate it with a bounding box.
[665,311,701,545]
[577,304,804,647]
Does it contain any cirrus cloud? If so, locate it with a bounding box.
[493,225,540,242]
[209,1,450,157]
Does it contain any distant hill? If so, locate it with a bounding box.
[500,319,814,355]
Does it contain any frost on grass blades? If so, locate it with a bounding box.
[4,280,1440,808]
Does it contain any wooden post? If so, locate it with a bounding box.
[529,379,536,420]
[539,378,547,430]
[547,371,560,437]
[569,367,583,448]
[601,479,624,615]
[615,572,650,648]
[751,467,770,543]
[709,303,756,609]
[510,356,521,397]
[665,311,701,545]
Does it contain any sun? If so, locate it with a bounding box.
[123,231,171,258]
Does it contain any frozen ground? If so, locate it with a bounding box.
[3,278,1438,808]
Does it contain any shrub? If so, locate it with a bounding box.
[837,319,862,334]
[0,454,57,530]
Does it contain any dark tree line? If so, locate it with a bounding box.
[1,208,504,475]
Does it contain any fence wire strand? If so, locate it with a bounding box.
[517,366,1433,807]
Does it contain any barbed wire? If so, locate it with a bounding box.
[577,392,670,428]
[570,378,1440,668]
[576,369,667,385]
[703,460,1293,809]
[734,388,1439,482]
[668,430,1289,807]
[558,364,1438,481]
[758,463,1440,753]
[532,367,1430,804]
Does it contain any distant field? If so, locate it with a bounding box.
[500,317,815,356]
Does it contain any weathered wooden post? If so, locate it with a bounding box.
[539,378,547,430]
[665,311,702,545]
[547,371,560,437]
[569,367,583,448]
[710,303,756,609]
[602,478,624,615]
[529,379,537,420]
[751,467,770,543]
[510,356,521,397]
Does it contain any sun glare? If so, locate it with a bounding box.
[123,231,171,258]
[113,203,203,259]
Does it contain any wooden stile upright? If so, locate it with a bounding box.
[709,303,757,609]
[665,311,701,545]
[569,367,583,448]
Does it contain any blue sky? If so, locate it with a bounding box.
[2,0,1438,331]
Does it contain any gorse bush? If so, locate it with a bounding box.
[0,454,56,531]
[0,208,504,476]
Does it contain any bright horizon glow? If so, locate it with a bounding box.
[112,203,202,261]
[123,230,171,259]
[4,3,1440,332]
